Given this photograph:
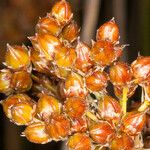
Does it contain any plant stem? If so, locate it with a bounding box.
[122,86,128,114]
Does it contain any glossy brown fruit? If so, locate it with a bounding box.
[36,16,62,36]
[64,97,86,119]
[89,121,114,144]
[29,33,62,60]
[37,94,61,121]
[74,41,93,74]
[67,133,91,150]
[85,70,108,92]
[5,44,30,70]
[96,19,119,43]
[11,71,32,92]
[121,111,146,136]
[11,102,36,125]
[1,94,31,119]
[98,95,122,123]
[109,62,132,86]
[46,113,70,141]
[131,56,150,83]
[60,20,79,43]
[51,0,73,25]
[65,72,87,98]
[91,41,122,67]
[71,117,87,133]
[110,133,134,150]
[0,69,13,94]
[23,122,51,144]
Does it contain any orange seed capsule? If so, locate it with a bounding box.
[64,97,86,119]
[5,44,30,70]
[23,122,51,144]
[67,133,91,150]
[96,19,119,43]
[51,0,73,25]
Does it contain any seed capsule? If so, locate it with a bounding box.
[121,111,146,136]
[67,133,91,150]
[36,16,62,36]
[0,69,13,94]
[96,19,119,43]
[11,102,36,125]
[51,0,73,25]
[11,71,32,92]
[46,113,70,141]
[65,72,87,98]
[91,41,122,67]
[110,133,134,150]
[74,41,93,74]
[98,95,122,123]
[85,70,108,92]
[37,94,61,121]
[5,44,30,70]
[71,117,87,133]
[131,56,150,83]
[30,33,62,60]
[109,62,132,86]
[64,97,86,119]
[60,21,79,43]
[89,121,114,144]
[23,122,51,144]
[1,94,31,119]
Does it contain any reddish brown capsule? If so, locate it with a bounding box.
[1,94,31,119]
[60,20,79,43]
[91,41,122,67]
[0,69,13,94]
[11,71,32,92]
[65,72,87,98]
[64,97,86,119]
[74,41,93,74]
[51,0,73,25]
[98,95,122,123]
[109,62,132,86]
[23,122,51,144]
[67,133,91,150]
[11,102,36,126]
[5,44,30,70]
[121,111,146,136]
[110,133,134,150]
[29,33,62,60]
[89,121,114,144]
[85,70,108,92]
[37,94,61,121]
[131,56,150,83]
[96,19,119,43]
[46,113,70,141]
[71,117,87,133]
[36,16,62,36]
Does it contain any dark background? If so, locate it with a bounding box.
[0,0,150,150]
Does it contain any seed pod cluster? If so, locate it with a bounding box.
[0,0,149,149]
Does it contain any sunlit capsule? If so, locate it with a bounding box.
[45,113,70,141]
[51,0,73,25]
[64,97,86,119]
[121,111,146,136]
[96,19,119,43]
[0,69,13,94]
[23,122,51,144]
[11,102,36,125]
[37,94,61,121]
[5,44,30,70]
[67,133,91,150]
[11,71,32,92]
[110,133,134,150]
[89,121,114,144]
